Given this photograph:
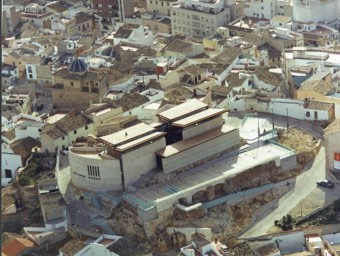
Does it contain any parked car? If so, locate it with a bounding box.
[316,180,334,189]
[36,103,44,111]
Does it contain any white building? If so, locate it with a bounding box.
[244,0,278,20]
[1,139,22,181]
[12,113,46,140]
[146,0,177,16]
[171,0,231,38]
[21,3,55,28]
[293,0,339,23]
[113,24,154,47]
[40,111,95,153]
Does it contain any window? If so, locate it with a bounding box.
[62,136,65,140]
[85,125,88,130]
[70,82,74,86]
[29,74,33,79]
[87,165,100,180]
[38,128,42,132]
[28,66,32,73]
[74,130,77,135]
[5,169,12,178]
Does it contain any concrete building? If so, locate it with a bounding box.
[69,99,240,192]
[3,51,26,78]
[59,235,122,256]
[21,3,55,28]
[324,119,340,172]
[171,0,231,38]
[1,136,40,181]
[141,13,172,34]
[244,0,278,20]
[293,0,339,23]
[69,122,167,192]
[12,113,46,141]
[113,24,154,47]
[2,5,21,38]
[146,0,177,16]
[91,0,134,32]
[23,179,68,248]
[155,100,239,174]
[1,64,19,87]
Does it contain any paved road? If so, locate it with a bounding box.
[239,146,332,238]
[228,112,324,140]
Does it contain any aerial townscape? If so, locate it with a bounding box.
[1,0,340,255]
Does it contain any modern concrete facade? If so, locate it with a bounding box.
[70,122,167,192]
[171,0,230,38]
[69,99,240,192]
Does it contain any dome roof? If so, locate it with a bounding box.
[68,58,87,73]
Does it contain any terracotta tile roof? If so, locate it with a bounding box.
[42,112,92,140]
[182,64,205,76]
[304,100,333,111]
[300,80,335,95]
[2,238,36,256]
[115,92,149,112]
[48,1,72,13]
[10,137,41,163]
[2,129,16,141]
[254,67,282,87]
[165,39,193,53]
[227,73,246,87]
[212,47,242,66]
[165,84,194,104]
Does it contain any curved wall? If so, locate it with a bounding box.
[69,151,122,192]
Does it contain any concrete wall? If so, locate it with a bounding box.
[293,0,338,23]
[280,153,298,172]
[69,151,122,191]
[123,137,166,187]
[15,125,43,141]
[325,133,340,171]
[1,144,22,179]
[161,129,240,174]
[182,117,224,140]
[42,205,66,223]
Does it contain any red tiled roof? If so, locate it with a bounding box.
[2,238,36,256]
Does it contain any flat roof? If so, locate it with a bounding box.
[128,143,295,210]
[157,99,208,122]
[156,125,236,158]
[116,132,165,152]
[172,108,226,127]
[99,123,155,146]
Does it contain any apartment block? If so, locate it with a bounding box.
[146,0,177,16]
[171,0,230,38]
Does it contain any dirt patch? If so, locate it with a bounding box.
[278,128,318,170]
